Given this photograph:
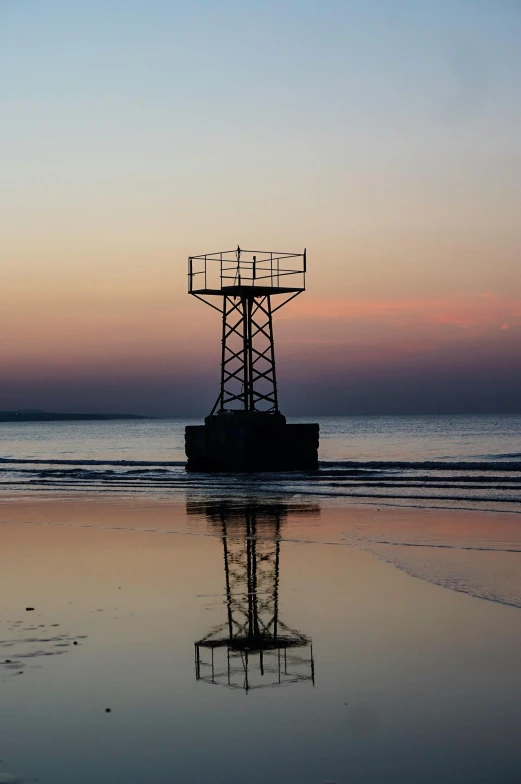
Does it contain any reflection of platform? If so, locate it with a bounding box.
[195,634,314,692]
[190,500,318,693]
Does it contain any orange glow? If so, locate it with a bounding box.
[3,291,520,384]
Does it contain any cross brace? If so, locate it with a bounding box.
[211,294,279,414]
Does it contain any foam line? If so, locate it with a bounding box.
[320,460,521,471]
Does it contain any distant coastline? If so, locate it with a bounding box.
[0,411,151,422]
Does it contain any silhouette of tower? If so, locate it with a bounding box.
[190,501,316,692]
[185,247,319,471]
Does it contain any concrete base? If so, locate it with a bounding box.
[185,412,319,472]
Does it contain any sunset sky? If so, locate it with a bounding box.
[2,0,520,415]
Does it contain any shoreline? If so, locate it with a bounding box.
[1,493,520,612]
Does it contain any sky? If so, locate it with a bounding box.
[1,0,520,416]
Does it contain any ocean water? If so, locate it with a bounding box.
[1,414,521,511]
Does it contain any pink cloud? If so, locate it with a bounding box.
[281,294,521,333]
[274,293,521,372]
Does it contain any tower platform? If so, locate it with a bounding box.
[185,412,318,472]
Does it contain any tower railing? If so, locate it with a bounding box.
[188,247,306,295]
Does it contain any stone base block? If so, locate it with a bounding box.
[185,412,319,472]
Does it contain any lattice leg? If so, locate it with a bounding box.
[213,294,279,413]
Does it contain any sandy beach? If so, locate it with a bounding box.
[1,493,520,783]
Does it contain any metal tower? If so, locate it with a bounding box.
[190,500,316,692]
[185,246,318,471]
[188,246,306,414]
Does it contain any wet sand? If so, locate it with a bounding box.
[1,494,520,783]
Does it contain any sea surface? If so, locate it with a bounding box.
[1,415,521,783]
[1,414,521,511]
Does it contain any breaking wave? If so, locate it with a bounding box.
[1,457,521,511]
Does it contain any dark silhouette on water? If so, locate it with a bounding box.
[188,500,318,692]
[0,410,150,422]
[185,246,319,471]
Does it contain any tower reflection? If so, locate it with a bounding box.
[187,500,319,693]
